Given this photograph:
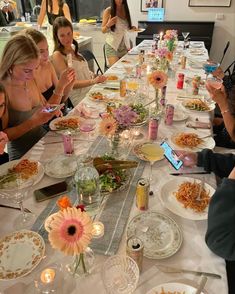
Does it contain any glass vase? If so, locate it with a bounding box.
[110,131,121,157]
[67,247,95,278]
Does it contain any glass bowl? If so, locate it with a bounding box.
[101,255,139,294]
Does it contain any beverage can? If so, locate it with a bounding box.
[126,236,144,272]
[160,85,167,106]
[138,50,145,65]
[181,55,187,69]
[120,78,127,97]
[148,118,159,141]
[67,53,73,68]
[62,131,74,154]
[136,177,149,211]
[164,104,175,125]
[192,75,201,95]
[177,73,185,89]
[136,64,142,78]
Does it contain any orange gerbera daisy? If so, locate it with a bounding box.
[99,116,117,136]
[48,207,93,255]
[148,70,168,89]
[57,195,72,210]
[166,51,173,61]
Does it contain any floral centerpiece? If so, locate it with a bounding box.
[48,196,93,277]
[164,30,178,52]
[155,47,173,71]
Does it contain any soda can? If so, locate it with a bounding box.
[62,131,74,154]
[126,236,144,272]
[120,78,127,97]
[181,55,187,69]
[136,177,149,210]
[148,117,159,141]
[192,75,201,95]
[160,85,167,106]
[136,64,142,78]
[164,104,175,125]
[138,49,145,65]
[177,73,185,89]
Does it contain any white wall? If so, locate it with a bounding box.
[128,0,235,71]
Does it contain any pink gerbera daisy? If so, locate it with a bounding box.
[99,116,117,136]
[48,207,93,256]
[148,70,168,89]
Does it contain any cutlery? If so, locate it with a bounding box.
[196,178,205,200]
[195,276,208,294]
[170,172,210,176]
[156,264,221,279]
[103,87,119,91]
[0,204,32,213]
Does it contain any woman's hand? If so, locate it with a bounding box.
[0,131,8,154]
[59,68,76,87]
[175,150,198,167]
[94,75,107,84]
[206,84,227,105]
[106,16,117,28]
[30,106,61,126]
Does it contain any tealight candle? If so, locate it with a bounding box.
[159,31,163,41]
[133,129,141,137]
[121,130,130,139]
[92,221,104,238]
[40,268,56,284]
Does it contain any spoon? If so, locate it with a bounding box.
[195,276,207,294]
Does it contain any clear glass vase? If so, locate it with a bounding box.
[67,247,95,278]
[110,132,121,157]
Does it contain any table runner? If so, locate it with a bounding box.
[32,135,146,255]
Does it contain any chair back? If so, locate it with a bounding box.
[220,41,230,65]
[103,44,109,72]
[80,49,103,75]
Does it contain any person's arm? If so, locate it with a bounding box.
[205,168,235,260]
[101,7,117,33]
[63,3,71,23]
[37,0,46,27]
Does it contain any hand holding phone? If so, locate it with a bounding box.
[42,103,65,113]
[160,141,183,170]
[34,181,68,202]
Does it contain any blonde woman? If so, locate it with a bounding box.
[37,0,71,27]
[0,34,60,160]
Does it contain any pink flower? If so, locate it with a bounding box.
[156,48,168,59]
[148,70,168,89]
[113,105,138,128]
[99,116,117,136]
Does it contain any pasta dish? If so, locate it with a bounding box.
[55,117,80,130]
[11,159,38,179]
[90,92,105,101]
[173,133,202,148]
[173,181,210,213]
[184,99,210,111]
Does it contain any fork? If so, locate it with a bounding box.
[196,178,205,201]
[0,204,32,213]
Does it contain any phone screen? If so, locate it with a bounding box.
[34,181,68,202]
[160,141,183,170]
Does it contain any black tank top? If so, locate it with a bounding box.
[46,0,64,25]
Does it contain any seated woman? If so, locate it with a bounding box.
[24,28,75,112]
[0,34,62,160]
[51,16,106,107]
[0,83,9,165]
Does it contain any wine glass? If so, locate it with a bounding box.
[182,32,190,48]
[205,76,223,104]
[0,174,35,229]
[140,143,164,191]
[79,119,96,140]
[203,61,220,80]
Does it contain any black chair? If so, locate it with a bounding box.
[220,41,230,65]
[79,49,103,75]
[103,44,109,72]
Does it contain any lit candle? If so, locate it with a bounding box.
[133,129,140,137]
[92,221,104,238]
[121,130,130,139]
[159,31,163,41]
[40,268,56,284]
[146,64,151,74]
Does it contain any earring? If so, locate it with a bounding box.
[9,68,12,75]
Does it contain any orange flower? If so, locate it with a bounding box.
[148,70,168,89]
[166,51,173,61]
[57,196,72,210]
[99,116,117,136]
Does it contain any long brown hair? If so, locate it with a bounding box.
[110,0,132,31]
[52,16,80,57]
[0,83,7,117]
[23,28,47,44]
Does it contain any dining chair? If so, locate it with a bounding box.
[79,49,103,75]
[219,41,230,65]
[103,44,110,72]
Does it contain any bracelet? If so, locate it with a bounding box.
[90,79,95,86]
[221,109,230,115]
[53,89,63,97]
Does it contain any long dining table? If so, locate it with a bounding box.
[0,40,229,293]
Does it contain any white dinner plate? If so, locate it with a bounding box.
[127,211,183,259]
[182,100,216,113]
[0,159,44,189]
[160,177,215,220]
[173,107,189,122]
[0,230,45,280]
[169,132,215,151]
[45,154,77,178]
[146,282,206,294]
[49,115,81,132]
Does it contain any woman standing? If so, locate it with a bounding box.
[102,0,134,66]
[52,17,106,106]
[37,0,71,27]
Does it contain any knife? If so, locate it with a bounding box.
[170,171,211,176]
[156,264,221,279]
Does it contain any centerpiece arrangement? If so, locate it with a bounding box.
[163,29,178,52]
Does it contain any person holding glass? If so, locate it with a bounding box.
[102,0,135,66]
[0,34,61,160]
[52,17,106,106]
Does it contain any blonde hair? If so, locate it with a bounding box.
[23,28,47,45]
[0,34,39,81]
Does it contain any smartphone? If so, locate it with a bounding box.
[160,141,183,170]
[34,181,68,202]
[43,103,65,113]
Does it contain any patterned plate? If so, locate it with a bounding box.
[127,211,183,259]
[0,230,45,280]
[146,282,206,294]
[132,143,165,162]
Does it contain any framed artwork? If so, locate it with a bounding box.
[141,0,163,12]
[188,0,231,7]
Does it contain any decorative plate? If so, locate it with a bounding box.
[0,230,45,280]
[160,177,215,220]
[44,212,58,232]
[127,211,183,259]
[49,116,81,132]
[133,143,165,162]
[45,154,77,178]
[146,282,206,294]
[0,159,44,190]
[182,100,215,113]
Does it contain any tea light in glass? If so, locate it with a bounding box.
[92,221,104,238]
[35,266,61,293]
[121,130,130,140]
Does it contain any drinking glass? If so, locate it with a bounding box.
[203,61,220,79]
[126,77,139,100]
[0,174,35,229]
[79,119,96,140]
[182,32,190,48]
[205,76,223,103]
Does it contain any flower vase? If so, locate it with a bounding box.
[110,132,121,157]
[67,247,95,278]
[154,89,161,114]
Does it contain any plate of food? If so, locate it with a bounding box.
[105,74,120,82]
[45,154,77,178]
[146,282,206,294]
[49,116,81,132]
[133,142,165,162]
[127,211,183,259]
[130,103,149,126]
[89,91,107,102]
[0,230,45,280]
[173,107,189,122]
[0,159,44,189]
[170,132,215,151]
[160,177,215,220]
[189,48,206,55]
[93,155,137,194]
[182,99,215,112]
